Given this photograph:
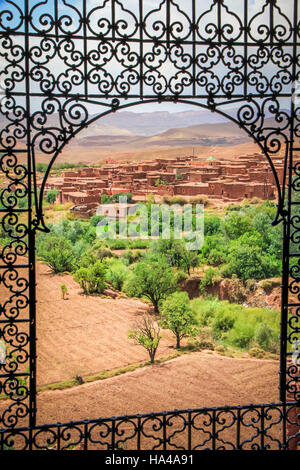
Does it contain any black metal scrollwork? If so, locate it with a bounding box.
[0,0,299,448]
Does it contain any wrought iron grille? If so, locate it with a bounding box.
[0,0,299,450]
[0,402,299,451]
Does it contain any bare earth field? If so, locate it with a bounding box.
[36,353,278,425]
[0,260,279,427]
[35,262,174,386]
[35,263,279,425]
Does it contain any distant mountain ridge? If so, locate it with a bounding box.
[0,108,288,164]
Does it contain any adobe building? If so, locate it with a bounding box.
[40,152,281,217]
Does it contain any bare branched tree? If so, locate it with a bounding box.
[128,315,161,364]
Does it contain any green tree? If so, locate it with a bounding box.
[46,188,59,204]
[155,239,199,275]
[128,315,161,363]
[252,212,282,258]
[160,292,198,348]
[222,213,253,240]
[226,245,280,280]
[204,215,221,235]
[154,178,168,186]
[199,234,228,266]
[123,258,178,313]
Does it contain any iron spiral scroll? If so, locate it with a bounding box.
[0,0,299,450]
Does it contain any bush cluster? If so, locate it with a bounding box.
[191,297,280,353]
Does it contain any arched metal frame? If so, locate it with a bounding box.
[0,0,299,450]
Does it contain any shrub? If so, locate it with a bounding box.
[90,215,105,227]
[254,322,278,352]
[95,246,114,260]
[177,270,188,283]
[258,279,280,294]
[37,236,75,273]
[106,261,128,291]
[121,249,143,264]
[249,347,265,359]
[191,296,218,326]
[229,274,247,303]
[192,327,215,350]
[60,284,68,300]
[73,260,107,295]
[200,268,221,294]
[191,298,280,352]
[212,311,235,337]
[162,194,172,204]
[170,196,186,205]
[228,323,254,348]
[245,279,257,294]
[189,195,209,206]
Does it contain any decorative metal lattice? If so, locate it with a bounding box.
[0,0,299,450]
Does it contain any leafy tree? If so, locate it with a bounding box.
[200,267,221,294]
[37,236,75,273]
[204,215,221,235]
[112,192,132,203]
[199,234,228,266]
[229,231,264,251]
[222,213,253,240]
[46,189,59,204]
[128,315,161,363]
[160,292,198,348]
[180,249,199,275]
[123,257,178,313]
[226,245,281,280]
[155,239,199,274]
[252,212,282,258]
